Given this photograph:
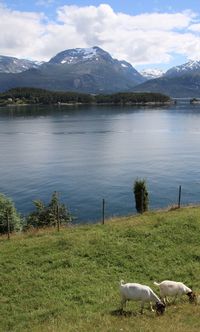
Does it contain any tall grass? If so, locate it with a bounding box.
[0,206,200,331]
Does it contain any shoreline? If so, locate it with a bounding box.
[0,100,174,108]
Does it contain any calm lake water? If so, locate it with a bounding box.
[1,102,200,223]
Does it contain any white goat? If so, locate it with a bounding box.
[120,280,165,314]
[154,280,195,304]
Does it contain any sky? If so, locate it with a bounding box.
[1,0,200,71]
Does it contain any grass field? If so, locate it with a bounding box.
[0,206,200,331]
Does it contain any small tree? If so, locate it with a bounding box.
[26,192,73,229]
[133,179,149,213]
[0,193,21,235]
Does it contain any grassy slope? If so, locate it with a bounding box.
[0,207,200,332]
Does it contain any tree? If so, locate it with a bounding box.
[26,192,73,229]
[133,179,149,213]
[0,193,21,235]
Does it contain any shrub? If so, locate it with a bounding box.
[0,193,22,234]
[25,192,73,229]
[133,179,149,213]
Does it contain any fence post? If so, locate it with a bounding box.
[6,209,10,240]
[178,185,182,208]
[102,199,105,225]
[57,204,60,232]
[141,189,144,214]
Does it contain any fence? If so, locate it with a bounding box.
[1,184,200,238]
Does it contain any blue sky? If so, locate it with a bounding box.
[1,1,200,71]
[4,0,200,15]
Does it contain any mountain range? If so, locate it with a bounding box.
[134,60,200,97]
[0,47,145,94]
[1,47,200,97]
[0,55,41,74]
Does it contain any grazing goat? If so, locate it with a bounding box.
[120,280,165,314]
[153,280,196,304]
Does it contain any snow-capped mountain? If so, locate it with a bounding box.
[45,46,146,91]
[133,58,200,97]
[165,60,200,77]
[0,46,145,93]
[0,55,42,73]
[48,46,145,84]
[49,47,102,64]
[140,68,165,80]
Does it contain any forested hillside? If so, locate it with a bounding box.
[0,87,171,106]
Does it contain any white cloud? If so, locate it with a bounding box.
[0,4,46,59]
[1,3,200,66]
[36,0,55,7]
[188,23,200,32]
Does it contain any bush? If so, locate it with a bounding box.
[25,192,73,229]
[0,193,22,234]
[133,179,149,213]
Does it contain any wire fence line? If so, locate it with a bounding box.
[100,184,200,224]
[1,184,200,238]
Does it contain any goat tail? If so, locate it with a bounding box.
[153,281,160,287]
[120,279,125,286]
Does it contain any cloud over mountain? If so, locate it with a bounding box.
[1,3,200,66]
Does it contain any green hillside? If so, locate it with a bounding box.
[1,207,200,331]
[0,88,171,106]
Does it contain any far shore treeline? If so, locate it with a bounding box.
[0,87,171,106]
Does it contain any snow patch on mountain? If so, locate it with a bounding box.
[79,47,97,59]
[121,63,128,68]
[177,60,200,71]
[68,47,97,60]
[49,47,100,65]
[0,55,41,73]
[165,60,200,77]
[140,68,165,80]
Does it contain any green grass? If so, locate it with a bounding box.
[1,206,200,331]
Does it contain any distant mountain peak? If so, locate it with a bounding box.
[48,46,113,65]
[140,68,165,80]
[165,59,200,77]
[0,55,41,73]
